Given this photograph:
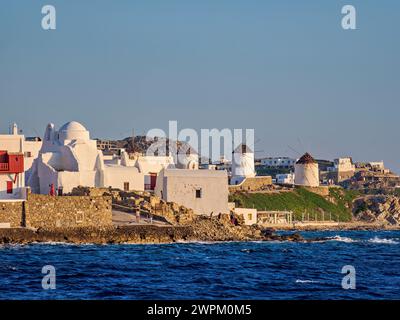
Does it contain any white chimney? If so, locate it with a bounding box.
[10,123,18,135]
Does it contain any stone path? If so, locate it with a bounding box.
[112,210,169,226]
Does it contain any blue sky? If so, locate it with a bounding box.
[1,1,399,171]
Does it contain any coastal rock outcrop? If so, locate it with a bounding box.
[0,217,306,245]
[0,187,312,245]
[70,187,195,225]
[353,195,400,225]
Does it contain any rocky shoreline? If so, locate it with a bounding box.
[0,217,306,245]
[271,222,400,232]
[1,216,397,245]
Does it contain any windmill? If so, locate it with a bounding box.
[287,137,320,188]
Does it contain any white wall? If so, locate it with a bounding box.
[24,141,42,173]
[231,152,255,185]
[230,175,246,185]
[0,174,25,200]
[103,166,144,191]
[0,134,23,153]
[58,170,98,193]
[276,173,295,184]
[135,155,175,174]
[69,140,99,171]
[37,159,58,195]
[335,158,355,172]
[234,208,257,225]
[294,163,319,187]
[155,169,229,215]
[369,161,385,169]
[232,152,255,177]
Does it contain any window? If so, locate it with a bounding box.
[76,211,84,223]
[124,182,130,191]
[25,151,32,158]
[195,189,202,198]
[248,214,253,221]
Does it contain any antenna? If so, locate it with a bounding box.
[131,128,135,153]
[254,136,262,145]
[297,137,306,154]
[32,128,41,138]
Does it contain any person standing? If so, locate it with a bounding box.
[135,208,140,223]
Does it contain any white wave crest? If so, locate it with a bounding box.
[368,237,399,244]
[295,279,319,283]
[326,235,357,243]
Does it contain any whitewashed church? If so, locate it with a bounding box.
[27,121,145,194]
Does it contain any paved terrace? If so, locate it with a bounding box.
[112,210,170,226]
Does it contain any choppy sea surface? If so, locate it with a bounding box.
[0,230,399,300]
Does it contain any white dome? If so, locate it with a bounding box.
[59,121,90,141]
[59,121,87,132]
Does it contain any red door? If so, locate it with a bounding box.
[150,173,157,190]
[6,181,13,194]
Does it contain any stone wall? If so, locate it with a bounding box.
[301,185,330,197]
[326,171,355,183]
[25,194,112,229]
[0,201,24,228]
[229,176,273,192]
[338,170,355,183]
[0,193,112,229]
[69,186,112,197]
[71,186,196,225]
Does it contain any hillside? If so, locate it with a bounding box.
[111,136,193,155]
[229,187,359,222]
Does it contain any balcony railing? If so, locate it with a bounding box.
[0,163,9,171]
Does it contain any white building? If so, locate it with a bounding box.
[368,161,385,170]
[294,153,319,187]
[131,154,175,191]
[330,157,356,182]
[261,157,296,168]
[27,121,144,194]
[276,173,295,185]
[231,144,256,185]
[233,208,257,226]
[334,157,355,172]
[155,168,229,215]
[24,137,42,183]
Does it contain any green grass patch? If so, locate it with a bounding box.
[229,187,357,222]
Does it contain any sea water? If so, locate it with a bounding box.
[0,230,399,300]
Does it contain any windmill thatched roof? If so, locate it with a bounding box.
[296,152,316,164]
[233,144,253,154]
